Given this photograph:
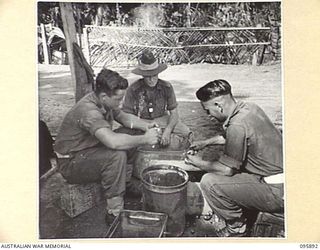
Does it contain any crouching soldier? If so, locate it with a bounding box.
[186,79,284,237]
[54,69,161,223]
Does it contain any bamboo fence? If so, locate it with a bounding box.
[83,26,273,68]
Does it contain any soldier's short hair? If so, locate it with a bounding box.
[196,79,232,102]
[95,68,128,96]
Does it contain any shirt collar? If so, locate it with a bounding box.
[156,80,162,90]
[141,79,162,90]
[223,101,245,130]
[90,92,108,115]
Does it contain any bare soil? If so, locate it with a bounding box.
[39,62,282,135]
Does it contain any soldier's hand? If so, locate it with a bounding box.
[160,128,171,146]
[184,154,204,169]
[144,127,161,145]
[147,121,159,129]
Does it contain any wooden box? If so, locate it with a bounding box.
[60,182,103,218]
[251,212,285,237]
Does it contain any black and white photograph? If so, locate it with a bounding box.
[38,1,284,239]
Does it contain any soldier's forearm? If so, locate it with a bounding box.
[205,135,226,145]
[165,109,179,132]
[117,111,149,131]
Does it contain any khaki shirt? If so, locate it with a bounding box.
[218,101,283,177]
[122,79,178,119]
[54,92,120,155]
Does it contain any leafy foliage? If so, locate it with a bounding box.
[38,2,281,29]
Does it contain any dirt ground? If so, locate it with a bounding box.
[38,62,282,239]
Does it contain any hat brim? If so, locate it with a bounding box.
[132,64,167,76]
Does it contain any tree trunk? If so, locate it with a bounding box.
[60,2,92,102]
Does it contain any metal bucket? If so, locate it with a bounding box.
[141,165,189,237]
[134,137,190,178]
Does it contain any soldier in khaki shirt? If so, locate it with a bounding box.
[186,79,284,237]
[54,69,161,223]
[121,49,191,149]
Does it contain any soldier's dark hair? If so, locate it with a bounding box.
[95,68,128,96]
[196,79,232,102]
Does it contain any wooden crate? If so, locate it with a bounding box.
[60,182,103,218]
[251,212,285,237]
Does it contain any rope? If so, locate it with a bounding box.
[85,25,271,32]
[109,41,270,49]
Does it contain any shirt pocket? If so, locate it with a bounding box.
[155,90,167,115]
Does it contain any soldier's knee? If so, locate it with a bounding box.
[200,173,221,192]
[200,173,213,191]
[103,150,127,174]
[176,121,191,137]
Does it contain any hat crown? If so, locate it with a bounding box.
[139,50,157,65]
[132,49,167,76]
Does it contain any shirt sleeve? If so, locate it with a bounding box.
[79,109,111,135]
[218,124,247,170]
[122,86,136,115]
[166,84,178,110]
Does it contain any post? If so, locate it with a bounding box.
[270,24,280,61]
[60,2,92,102]
[76,4,82,48]
[269,15,281,61]
[186,3,191,28]
[40,23,49,65]
[82,27,91,64]
[116,3,121,26]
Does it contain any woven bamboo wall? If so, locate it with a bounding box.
[84,26,273,67]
